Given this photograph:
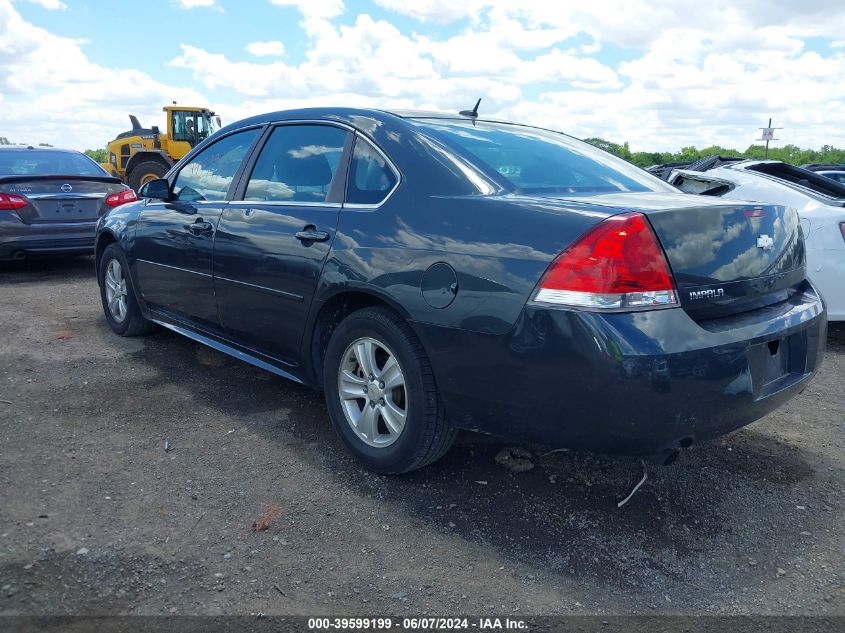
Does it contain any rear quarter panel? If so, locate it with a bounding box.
[322,192,610,335]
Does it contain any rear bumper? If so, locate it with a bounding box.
[0,217,97,259]
[416,283,827,455]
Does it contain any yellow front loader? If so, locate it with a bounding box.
[100,106,221,191]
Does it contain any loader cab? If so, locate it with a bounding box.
[166,107,221,152]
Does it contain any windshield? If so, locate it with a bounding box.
[412,119,674,195]
[0,150,108,177]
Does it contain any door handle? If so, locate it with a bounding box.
[187,219,214,235]
[295,227,330,242]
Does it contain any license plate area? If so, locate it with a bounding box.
[35,199,98,222]
[751,331,809,400]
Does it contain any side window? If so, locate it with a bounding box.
[244,125,349,203]
[346,138,398,205]
[173,128,260,202]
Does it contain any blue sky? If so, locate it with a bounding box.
[3,0,845,151]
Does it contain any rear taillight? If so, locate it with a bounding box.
[105,189,138,207]
[0,193,29,211]
[532,212,678,311]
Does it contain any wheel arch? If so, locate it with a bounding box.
[305,288,416,390]
[125,150,173,179]
[94,230,119,284]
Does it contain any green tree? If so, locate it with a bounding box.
[585,137,845,168]
[84,148,108,163]
[0,137,10,145]
[582,137,632,160]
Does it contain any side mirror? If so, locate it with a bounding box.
[138,178,172,201]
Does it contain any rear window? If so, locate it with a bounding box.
[0,150,108,177]
[412,120,672,195]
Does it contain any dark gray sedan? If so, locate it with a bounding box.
[0,146,136,260]
[94,108,826,473]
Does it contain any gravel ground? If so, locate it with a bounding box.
[0,256,843,616]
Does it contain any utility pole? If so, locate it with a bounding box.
[758,118,782,159]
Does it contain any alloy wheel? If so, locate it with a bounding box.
[104,258,128,323]
[337,336,408,447]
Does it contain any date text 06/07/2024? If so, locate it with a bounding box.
[306,617,529,630]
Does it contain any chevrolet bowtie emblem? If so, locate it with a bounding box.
[756,234,774,250]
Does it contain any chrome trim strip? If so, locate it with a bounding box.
[342,132,401,210]
[25,193,108,200]
[230,200,342,209]
[136,258,212,278]
[150,319,303,385]
[146,199,226,206]
[214,275,304,301]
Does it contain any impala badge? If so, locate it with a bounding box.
[689,288,725,301]
[757,234,774,250]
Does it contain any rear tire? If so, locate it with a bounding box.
[323,307,456,474]
[128,161,168,192]
[99,243,156,337]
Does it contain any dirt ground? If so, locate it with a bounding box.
[0,256,843,617]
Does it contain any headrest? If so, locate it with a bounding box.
[275,152,332,187]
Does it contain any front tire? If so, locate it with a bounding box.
[98,244,156,337]
[323,307,455,473]
[128,161,168,192]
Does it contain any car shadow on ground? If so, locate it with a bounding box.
[0,255,95,284]
[127,322,844,590]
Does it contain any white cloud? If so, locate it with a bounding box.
[21,0,66,9]
[4,0,845,153]
[246,40,285,57]
[269,0,344,19]
[373,0,488,24]
[173,0,223,10]
[0,0,207,149]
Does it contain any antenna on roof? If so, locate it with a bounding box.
[459,98,481,118]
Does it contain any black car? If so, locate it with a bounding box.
[0,146,136,260]
[95,108,826,473]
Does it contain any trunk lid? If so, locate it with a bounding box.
[552,192,806,319]
[0,176,125,224]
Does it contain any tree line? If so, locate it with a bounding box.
[4,134,844,170]
[583,138,845,168]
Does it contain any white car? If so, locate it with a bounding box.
[667,160,845,320]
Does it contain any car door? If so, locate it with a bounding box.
[213,123,352,365]
[134,127,262,332]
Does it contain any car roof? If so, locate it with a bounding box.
[0,145,82,153]
[382,109,467,119]
[218,107,439,130]
[216,106,533,136]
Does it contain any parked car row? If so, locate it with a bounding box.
[90,108,827,473]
